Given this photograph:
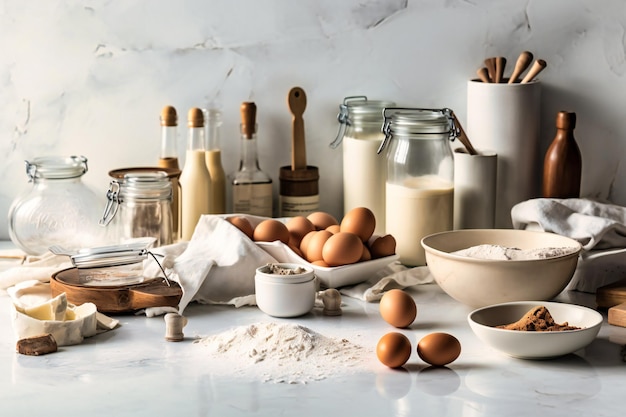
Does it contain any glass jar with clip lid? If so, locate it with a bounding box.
[330,96,395,235]
[99,171,173,247]
[378,108,458,266]
[8,155,104,256]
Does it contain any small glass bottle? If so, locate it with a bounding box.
[157,105,181,241]
[204,108,227,214]
[330,96,395,235]
[8,156,104,255]
[100,171,173,247]
[179,108,211,240]
[158,105,179,170]
[379,108,457,266]
[542,111,582,198]
[232,102,273,217]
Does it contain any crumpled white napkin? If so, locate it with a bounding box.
[142,215,276,315]
[0,252,72,290]
[512,198,626,250]
[511,198,626,292]
[340,264,432,302]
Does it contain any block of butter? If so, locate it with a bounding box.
[8,280,100,346]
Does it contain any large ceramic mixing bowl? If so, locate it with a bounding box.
[421,229,582,308]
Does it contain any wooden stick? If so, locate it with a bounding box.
[476,67,491,83]
[484,57,496,83]
[495,57,507,83]
[521,59,547,83]
[450,111,478,156]
[508,51,534,83]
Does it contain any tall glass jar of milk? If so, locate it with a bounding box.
[379,108,458,266]
[330,96,395,235]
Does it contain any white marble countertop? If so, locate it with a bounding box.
[1,276,625,417]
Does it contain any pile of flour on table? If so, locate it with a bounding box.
[453,244,577,260]
[193,322,368,384]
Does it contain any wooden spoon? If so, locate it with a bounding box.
[508,51,534,83]
[288,87,307,170]
[451,111,478,155]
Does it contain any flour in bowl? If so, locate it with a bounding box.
[193,322,368,384]
[453,244,577,260]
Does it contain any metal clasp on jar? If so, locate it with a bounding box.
[377,107,460,154]
[99,180,122,226]
[329,95,368,149]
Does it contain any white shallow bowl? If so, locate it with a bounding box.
[468,301,603,359]
[421,229,582,308]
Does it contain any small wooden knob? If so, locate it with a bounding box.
[164,312,188,342]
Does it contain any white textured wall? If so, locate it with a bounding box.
[1,0,625,239]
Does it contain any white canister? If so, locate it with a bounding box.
[453,148,498,229]
[254,263,316,318]
[466,80,541,228]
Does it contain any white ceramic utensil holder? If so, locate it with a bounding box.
[453,148,497,229]
[466,80,541,228]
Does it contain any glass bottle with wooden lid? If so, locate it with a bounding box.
[231,102,273,217]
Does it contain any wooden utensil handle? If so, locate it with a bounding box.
[484,57,496,83]
[521,59,547,83]
[476,67,491,83]
[508,51,533,84]
[495,57,507,83]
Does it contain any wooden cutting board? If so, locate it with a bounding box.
[596,278,626,327]
[51,268,182,314]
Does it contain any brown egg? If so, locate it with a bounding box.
[312,259,330,267]
[417,333,461,367]
[226,216,254,240]
[307,211,339,231]
[340,207,376,242]
[322,232,362,266]
[379,289,417,328]
[376,332,412,368]
[369,234,397,258]
[253,219,290,244]
[305,230,333,262]
[286,216,315,246]
[288,244,304,259]
[299,230,316,259]
[360,244,372,262]
[326,224,341,234]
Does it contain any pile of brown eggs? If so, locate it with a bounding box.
[226,207,396,267]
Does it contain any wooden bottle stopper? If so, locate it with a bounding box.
[160,105,177,127]
[16,334,58,356]
[240,102,257,139]
[187,107,204,128]
[164,312,188,342]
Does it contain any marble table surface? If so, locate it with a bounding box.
[1,271,625,416]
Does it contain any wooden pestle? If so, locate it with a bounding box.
[484,57,497,82]
[494,57,507,83]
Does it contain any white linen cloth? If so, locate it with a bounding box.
[511,198,626,292]
[0,214,430,315]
